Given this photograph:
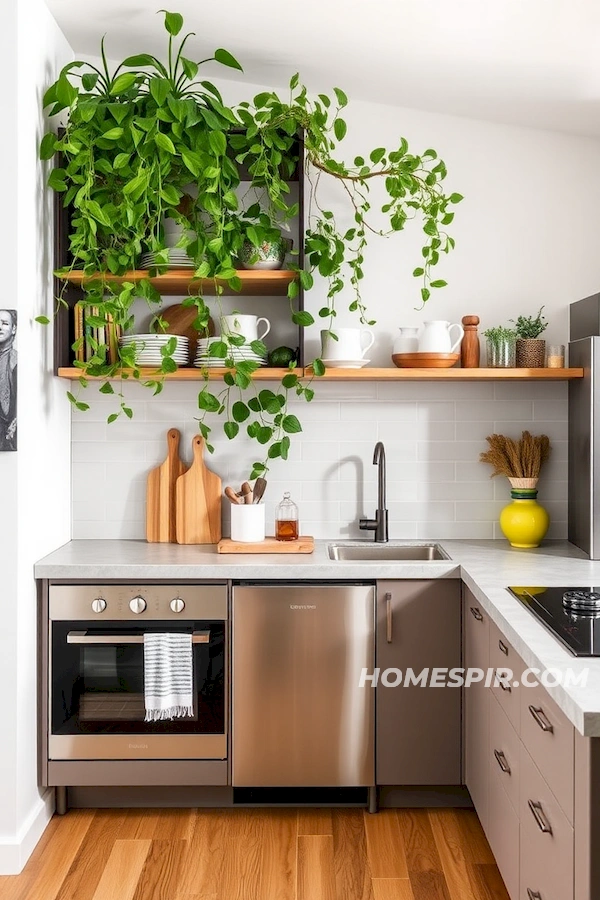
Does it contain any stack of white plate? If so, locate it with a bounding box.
[193,337,267,368]
[139,250,195,270]
[119,334,189,366]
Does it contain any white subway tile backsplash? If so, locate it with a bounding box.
[71,384,569,540]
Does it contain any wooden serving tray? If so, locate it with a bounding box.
[217,536,315,554]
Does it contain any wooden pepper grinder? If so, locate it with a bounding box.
[461,316,480,368]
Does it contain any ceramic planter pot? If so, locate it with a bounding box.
[516,338,545,367]
[239,236,292,270]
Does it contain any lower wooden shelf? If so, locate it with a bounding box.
[57,366,583,381]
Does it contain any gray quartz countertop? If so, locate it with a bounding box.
[35,538,600,736]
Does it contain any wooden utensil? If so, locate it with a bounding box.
[461,315,480,368]
[225,486,243,505]
[241,482,253,504]
[175,435,222,544]
[146,428,188,543]
[158,303,215,357]
[252,477,267,504]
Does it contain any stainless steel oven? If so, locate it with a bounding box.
[48,584,227,761]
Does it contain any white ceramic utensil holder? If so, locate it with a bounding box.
[230,504,266,542]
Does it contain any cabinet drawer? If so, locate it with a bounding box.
[520,680,574,823]
[519,745,574,900]
[489,689,520,815]
[487,758,520,900]
[489,621,524,732]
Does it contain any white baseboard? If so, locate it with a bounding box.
[0,789,55,875]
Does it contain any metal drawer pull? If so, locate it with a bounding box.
[493,748,511,775]
[498,639,509,656]
[495,670,512,692]
[528,800,553,835]
[470,606,483,621]
[528,705,554,733]
[67,630,210,645]
[527,891,542,900]
[386,593,393,643]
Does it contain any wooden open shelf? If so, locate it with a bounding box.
[61,269,297,296]
[57,366,583,381]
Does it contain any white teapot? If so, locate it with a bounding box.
[419,320,464,354]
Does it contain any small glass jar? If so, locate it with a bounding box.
[486,336,516,368]
[275,492,299,541]
[546,344,565,368]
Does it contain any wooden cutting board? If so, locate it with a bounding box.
[146,428,188,543]
[175,435,222,544]
[160,303,215,356]
[218,536,315,554]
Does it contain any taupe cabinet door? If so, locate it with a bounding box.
[376,580,461,785]
[463,587,490,832]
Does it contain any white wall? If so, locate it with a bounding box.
[67,75,598,540]
[0,0,72,875]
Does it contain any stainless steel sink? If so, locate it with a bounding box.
[327,543,450,561]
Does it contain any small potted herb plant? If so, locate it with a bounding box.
[483,325,518,368]
[510,306,548,368]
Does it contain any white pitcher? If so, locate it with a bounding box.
[393,327,419,354]
[220,314,270,344]
[419,320,464,354]
[320,327,374,360]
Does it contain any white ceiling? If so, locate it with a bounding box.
[45,0,600,137]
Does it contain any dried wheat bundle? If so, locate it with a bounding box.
[479,431,551,482]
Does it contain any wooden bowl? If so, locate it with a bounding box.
[392,352,460,369]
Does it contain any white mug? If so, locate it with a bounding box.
[418,320,464,354]
[220,314,270,344]
[320,327,374,361]
[230,503,265,542]
[393,327,420,354]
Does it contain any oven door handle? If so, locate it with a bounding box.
[66,630,210,645]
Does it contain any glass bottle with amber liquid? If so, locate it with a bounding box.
[275,492,299,541]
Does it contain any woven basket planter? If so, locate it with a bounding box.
[516,338,545,367]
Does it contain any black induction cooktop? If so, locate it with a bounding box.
[507,586,600,657]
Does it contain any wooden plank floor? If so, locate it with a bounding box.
[0,808,510,900]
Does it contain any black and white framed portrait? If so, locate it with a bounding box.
[0,309,17,451]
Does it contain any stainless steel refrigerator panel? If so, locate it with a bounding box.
[232,584,375,787]
[568,337,600,558]
[569,294,600,341]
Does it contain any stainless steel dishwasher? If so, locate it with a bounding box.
[232,583,375,787]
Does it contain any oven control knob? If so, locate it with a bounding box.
[91,598,107,614]
[129,596,147,614]
[170,598,185,613]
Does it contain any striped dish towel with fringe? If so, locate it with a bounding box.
[143,632,194,721]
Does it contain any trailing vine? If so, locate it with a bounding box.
[40,9,462,477]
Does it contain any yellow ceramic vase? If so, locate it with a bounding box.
[499,489,550,549]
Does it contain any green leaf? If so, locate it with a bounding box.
[162,10,184,35]
[122,53,158,67]
[450,192,464,203]
[35,315,50,325]
[180,57,199,80]
[56,74,77,107]
[39,133,57,160]
[208,340,228,358]
[281,373,298,388]
[413,267,424,277]
[289,72,299,90]
[333,87,348,107]
[430,279,448,288]
[291,310,314,327]
[155,132,176,154]
[299,270,314,290]
[208,130,227,156]
[150,77,171,107]
[110,72,138,95]
[268,441,282,459]
[370,147,386,164]
[333,118,347,141]
[198,389,221,412]
[113,152,131,169]
[224,421,239,440]
[312,358,326,376]
[102,127,124,140]
[257,426,273,445]
[48,167,67,191]
[99,382,114,394]
[214,48,243,71]
[81,72,99,91]
[282,414,302,434]
[232,401,250,422]
[181,149,201,176]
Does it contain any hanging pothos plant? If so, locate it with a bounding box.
[39,9,462,478]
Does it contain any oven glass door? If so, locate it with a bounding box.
[51,620,225,736]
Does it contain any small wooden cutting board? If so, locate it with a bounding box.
[175,435,222,544]
[146,428,188,543]
[218,536,315,554]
